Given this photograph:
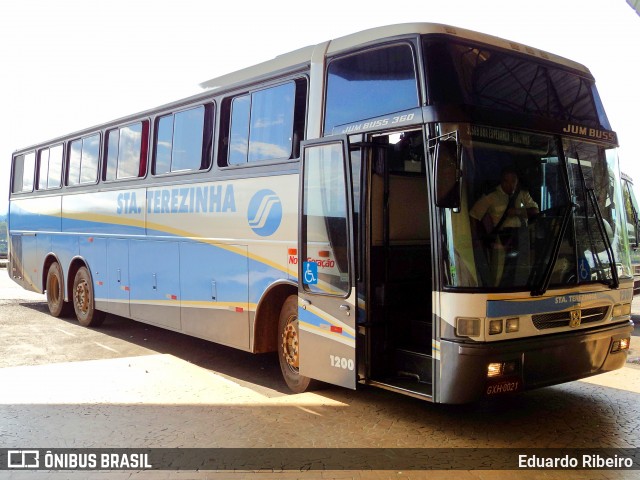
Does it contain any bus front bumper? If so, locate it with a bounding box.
[438,321,633,404]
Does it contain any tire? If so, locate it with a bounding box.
[46,262,71,317]
[278,295,320,393]
[72,266,105,327]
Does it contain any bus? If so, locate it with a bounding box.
[8,23,633,404]
[621,172,640,294]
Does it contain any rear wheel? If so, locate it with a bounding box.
[73,266,105,327]
[278,295,319,393]
[46,262,71,317]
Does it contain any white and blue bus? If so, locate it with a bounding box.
[8,23,633,403]
[621,172,640,294]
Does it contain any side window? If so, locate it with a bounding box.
[105,121,149,181]
[229,96,251,165]
[11,152,35,193]
[48,145,63,189]
[67,134,100,186]
[38,148,49,190]
[324,44,419,133]
[37,145,63,190]
[221,78,306,166]
[153,105,212,175]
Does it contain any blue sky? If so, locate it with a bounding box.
[1,0,638,214]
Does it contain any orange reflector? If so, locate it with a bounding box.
[235,307,244,313]
[318,250,330,258]
[330,326,342,333]
[88,237,94,243]
[288,248,297,255]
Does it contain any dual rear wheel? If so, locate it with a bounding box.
[45,267,316,390]
[45,263,105,327]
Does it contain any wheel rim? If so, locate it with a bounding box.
[49,275,61,305]
[282,313,300,371]
[74,279,90,316]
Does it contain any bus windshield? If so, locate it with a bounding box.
[442,124,631,292]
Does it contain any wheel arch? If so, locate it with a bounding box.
[252,280,297,353]
[66,255,90,302]
[41,253,63,292]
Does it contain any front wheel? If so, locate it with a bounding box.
[73,266,105,327]
[278,295,320,393]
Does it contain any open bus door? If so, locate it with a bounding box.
[297,136,357,389]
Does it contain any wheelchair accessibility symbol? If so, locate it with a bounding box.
[578,258,591,281]
[303,262,318,285]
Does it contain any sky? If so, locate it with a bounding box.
[1,0,638,215]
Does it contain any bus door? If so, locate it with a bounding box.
[298,137,357,389]
[364,129,433,398]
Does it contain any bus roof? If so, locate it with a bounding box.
[12,22,593,155]
[198,22,590,91]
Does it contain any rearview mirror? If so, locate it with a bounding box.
[434,139,461,209]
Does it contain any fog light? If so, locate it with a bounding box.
[611,337,631,353]
[487,362,502,377]
[506,317,519,333]
[457,318,481,337]
[503,361,518,375]
[489,319,503,335]
[613,303,632,317]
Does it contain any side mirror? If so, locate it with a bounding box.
[434,140,461,209]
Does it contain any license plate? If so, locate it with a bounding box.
[486,377,521,395]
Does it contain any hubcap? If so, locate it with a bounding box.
[282,315,299,370]
[75,280,89,315]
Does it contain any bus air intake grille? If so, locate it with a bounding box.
[532,306,609,330]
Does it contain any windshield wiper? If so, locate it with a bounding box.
[575,152,619,289]
[530,204,574,296]
[529,140,574,297]
[586,189,620,288]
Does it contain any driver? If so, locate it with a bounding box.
[470,167,539,286]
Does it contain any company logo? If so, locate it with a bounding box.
[569,309,582,328]
[8,450,39,468]
[247,189,282,237]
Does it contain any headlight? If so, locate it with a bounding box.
[456,318,481,337]
[489,319,503,335]
[506,317,520,333]
[613,303,631,318]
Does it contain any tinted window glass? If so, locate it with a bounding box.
[68,140,82,185]
[249,83,294,162]
[424,40,610,130]
[324,44,419,133]
[154,107,205,174]
[48,145,63,189]
[106,122,145,180]
[105,129,120,181]
[38,148,50,190]
[227,81,296,165]
[80,134,100,184]
[22,152,35,192]
[229,95,250,165]
[12,153,35,193]
[155,115,173,174]
[118,123,143,178]
[172,107,204,171]
[68,134,100,185]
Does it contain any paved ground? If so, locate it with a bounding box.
[1,264,640,479]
